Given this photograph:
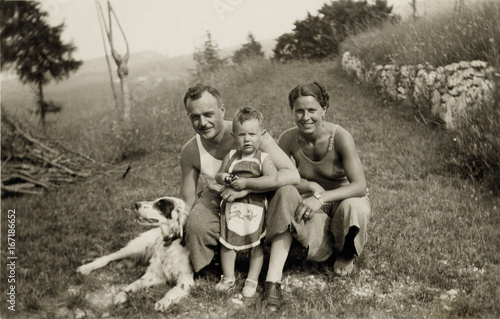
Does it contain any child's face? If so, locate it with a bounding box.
[233,118,264,155]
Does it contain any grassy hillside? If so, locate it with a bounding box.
[1,59,499,319]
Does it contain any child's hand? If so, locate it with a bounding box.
[230,178,247,191]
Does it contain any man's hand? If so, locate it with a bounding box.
[230,177,247,191]
[220,187,250,202]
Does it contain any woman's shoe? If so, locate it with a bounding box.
[215,275,235,292]
[242,279,258,298]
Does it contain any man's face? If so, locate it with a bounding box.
[185,91,225,140]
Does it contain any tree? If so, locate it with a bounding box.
[1,1,82,127]
[193,31,224,75]
[273,0,399,62]
[96,1,131,123]
[232,33,265,64]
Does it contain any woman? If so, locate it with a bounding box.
[278,81,371,276]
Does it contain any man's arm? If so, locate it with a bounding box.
[179,138,200,212]
[215,154,231,185]
[259,132,300,187]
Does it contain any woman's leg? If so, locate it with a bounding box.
[330,197,371,275]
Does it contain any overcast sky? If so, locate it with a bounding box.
[39,0,462,62]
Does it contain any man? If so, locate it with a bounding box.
[180,84,300,313]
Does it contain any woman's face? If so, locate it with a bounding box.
[292,95,325,135]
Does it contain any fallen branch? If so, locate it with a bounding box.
[1,117,113,196]
[1,183,43,195]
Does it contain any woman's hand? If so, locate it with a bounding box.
[295,196,323,221]
[230,177,247,191]
[221,187,250,202]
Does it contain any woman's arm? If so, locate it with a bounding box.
[292,179,325,195]
[295,127,367,221]
[320,127,367,202]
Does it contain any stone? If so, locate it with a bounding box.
[75,309,86,319]
[473,76,484,86]
[485,66,496,76]
[441,93,451,104]
[447,72,463,88]
[459,61,470,69]
[445,63,459,73]
[431,90,441,116]
[471,60,487,69]
[456,94,467,115]
[442,96,455,128]
[428,71,437,86]
[462,68,474,79]
[449,87,460,96]
[400,65,410,77]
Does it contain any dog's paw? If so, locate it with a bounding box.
[76,265,93,275]
[113,291,129,305]
[154,298,173,312]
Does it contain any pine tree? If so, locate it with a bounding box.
[232,33,265,64]
[1,1,82,126]
[193,31,223,75]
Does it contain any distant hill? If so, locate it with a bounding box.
[1,37,277,120]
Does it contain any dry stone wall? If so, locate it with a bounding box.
[341,51,496,128]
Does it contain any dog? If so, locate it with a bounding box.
[76,197,194,312]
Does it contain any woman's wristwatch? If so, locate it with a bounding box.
[313,192,324,205]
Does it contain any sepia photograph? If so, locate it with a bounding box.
[1,0,499,318]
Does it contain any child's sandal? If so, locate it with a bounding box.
[215,275,235,292]
[242,278,258,298]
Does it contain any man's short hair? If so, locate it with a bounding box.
[232,106,264,131]
[183,83,223,108]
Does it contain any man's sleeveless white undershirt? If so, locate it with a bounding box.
[196,134,223,192]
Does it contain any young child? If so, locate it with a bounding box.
[215,106,278,298]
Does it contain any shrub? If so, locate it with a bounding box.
[273,0,398,62]
[449,89,500,193]
[340,2,500,67]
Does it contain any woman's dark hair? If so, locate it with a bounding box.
[288,82,329,110]
[183,83,223,108]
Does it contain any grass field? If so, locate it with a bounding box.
[1,60,499,319]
